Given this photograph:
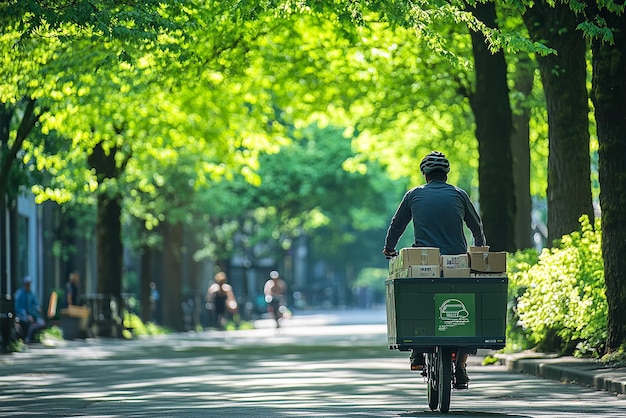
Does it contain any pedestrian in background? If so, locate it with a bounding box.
[14,276,46,344]
[149,281,160,323]
[206,272,238,330]
[63,271,91,336]
[65,271,83,307]
[263,270,288,329]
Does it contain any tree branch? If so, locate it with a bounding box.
[0,98,43,194]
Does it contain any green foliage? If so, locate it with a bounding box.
[123,312,170,338]
[512,216,606,357]
[41,325,64,342]
[505,248,539,353]
[192,123,403,272]
[2,1,601,323]
[224,319,255,331]
[482,355,500,366]
[600,347,626,368]
[1,0,190,44]
[351,268,387,301]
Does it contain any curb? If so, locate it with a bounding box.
[501,354,626,395]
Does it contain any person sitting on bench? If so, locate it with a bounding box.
[14,276,46,344]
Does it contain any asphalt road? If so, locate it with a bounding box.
[1,308,625,417]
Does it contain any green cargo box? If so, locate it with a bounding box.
[386,276,508,351]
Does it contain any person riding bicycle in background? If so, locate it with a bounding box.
[264,270,287,328]
[206,272,238,330]
[382,150,486,389]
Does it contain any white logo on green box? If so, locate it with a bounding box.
[435,293,475,336]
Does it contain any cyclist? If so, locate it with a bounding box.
[264,270,287,328]
[206,272,238,330]
[382,151,486,389]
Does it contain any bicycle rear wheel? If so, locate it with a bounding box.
[426,352,438,411]
[438,347,453,413]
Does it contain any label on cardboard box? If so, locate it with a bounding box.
[469,251,507,273]
[441,254,469,269]
[397,265,440,278]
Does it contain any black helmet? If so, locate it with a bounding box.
[420,151,450,175]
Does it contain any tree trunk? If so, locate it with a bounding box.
[1,100,47,302]
[0,99,38,203]
[88,143,124,337]
[139,243,153,323]
[0,104,12,299]
[95,191,123,335]
[161,222,184,331]
[591,12,626,352]
[523,1,594,243]
[467,2,516,252]
[95,195,123,297]
[511,55,535,250]
[0,101,36,297]
[8,200,18,287]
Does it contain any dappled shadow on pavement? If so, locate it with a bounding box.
[1,326,626,417]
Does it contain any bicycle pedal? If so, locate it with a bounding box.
[453,383,469,391]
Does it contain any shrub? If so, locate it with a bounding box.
[505,248,539,353]
[601,346,626,367]
[123,312,170,338]
[514,216,606,357]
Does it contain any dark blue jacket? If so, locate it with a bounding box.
[14,287,41,322]
[384,180,486,255]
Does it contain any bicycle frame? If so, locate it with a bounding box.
[425,347,459,413]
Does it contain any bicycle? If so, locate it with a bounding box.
[423,347,462,413]
[386,275,508,413]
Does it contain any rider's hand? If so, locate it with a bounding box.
[382,247,398,258]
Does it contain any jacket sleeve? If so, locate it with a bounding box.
[384,192,412,250]
[461,190,486,246]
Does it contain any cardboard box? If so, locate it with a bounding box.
[397,265,440,278]
[442,267,471,278]
[470,251,507,273]
[470,246,490,253]
[396,247,440,269]
[441,254,469,269]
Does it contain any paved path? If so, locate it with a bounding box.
[279,307,626,396]
[1,308,625,417]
